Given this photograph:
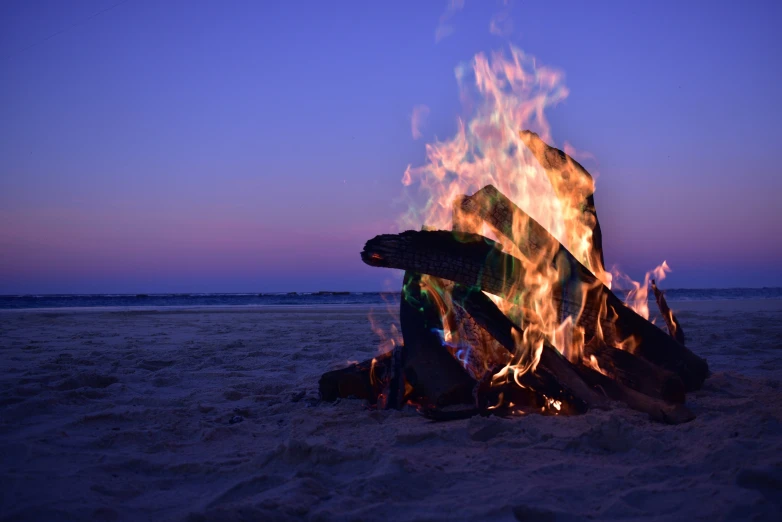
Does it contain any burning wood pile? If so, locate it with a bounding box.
[319,132,708,424]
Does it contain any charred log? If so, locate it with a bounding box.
[362,227,708,391]
[584,338,686,404]
[451,285,609,412]
[384,343,407,409]
[454,185,706,389]
[363,230,519,298]
[400,272,475,408]
[318,349,395,404]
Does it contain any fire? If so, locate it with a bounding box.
[376,46,670,410]
[587,355,604,374]
[368,291,403,355]
[613,260,672,320]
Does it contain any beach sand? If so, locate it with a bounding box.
[1,300,781,521]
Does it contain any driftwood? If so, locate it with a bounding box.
[652,279,686,345]
[362,226,708,391]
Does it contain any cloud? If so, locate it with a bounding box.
[411,105,430,139]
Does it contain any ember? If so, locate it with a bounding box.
[319,48,708,424]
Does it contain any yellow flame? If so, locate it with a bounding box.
[377,46,670,412]
[613,260,671,321]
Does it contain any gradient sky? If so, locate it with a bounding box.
[1,0,781,293]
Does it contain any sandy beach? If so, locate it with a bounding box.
[1,300,781,521]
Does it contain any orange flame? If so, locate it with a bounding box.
[613,260,671,320]
[377,46,670,410]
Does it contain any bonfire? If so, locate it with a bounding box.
[319,48,708,424]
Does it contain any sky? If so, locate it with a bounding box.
[1,0,781,293]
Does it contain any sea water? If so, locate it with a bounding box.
[1,288,781,310]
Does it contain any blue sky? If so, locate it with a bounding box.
[1,0,781,292]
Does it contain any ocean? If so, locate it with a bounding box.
[1,288,781,310]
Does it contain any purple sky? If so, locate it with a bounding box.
[1,0,781,293]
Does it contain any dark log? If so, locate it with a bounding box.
[454,185,707,389]
[450,299,588,415]
[385,343,407,409]
[362,227,708,391]
[576,365,695,424]
[419,380,572,421]
[363,229,531,303]
[651,279,686,345]
[518,130,606,274]
[454,184,598,326]
[450,303,510,382]
[399,272,475,408]
[318,349,395,404]
[451,285,610,412]
[583,337,686,404]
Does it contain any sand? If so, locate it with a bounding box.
[0,300,781,521]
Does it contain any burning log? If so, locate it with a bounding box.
[453,285,693,423]
[399,272,476,408]
[451,285,609,412]
[325,169,707,424]
[318,349,395,404]
[651,279,686,345]
[320,273,478,409]
[576,366,695,425]
[362,230,530,302]
[519,130,606,274]
[452,281,686,408]
[583,338,686,404]
[456,185,706,388]
[449,300,590,416]
[368,201,709,391]
[385,343,407,409]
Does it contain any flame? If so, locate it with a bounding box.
[400,46,606,381]
[613,260,671,320]
[373,46,670,412]
[546,398,562,412]
[411,105,430,140]
[368,276,405,355]
[369,357,379,386]
[587,354,605,375]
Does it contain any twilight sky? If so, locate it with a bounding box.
[1,0,781,293]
